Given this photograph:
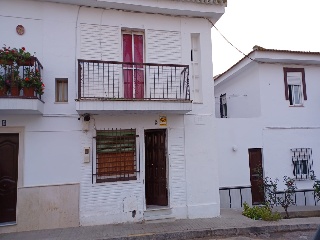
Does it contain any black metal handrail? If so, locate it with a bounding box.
[0,57,44,100]
[275,188,319,206]
[78,59,190,101]
[220,186,319,209]
[220,186,251,208]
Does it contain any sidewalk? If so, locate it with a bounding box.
[0,208,319,240]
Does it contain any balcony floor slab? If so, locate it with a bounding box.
[75,99,192,114]
[0,98,44,115]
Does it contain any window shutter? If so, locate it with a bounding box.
[220,94,223,118]
[283,68,289,100]
[302,69,307,100]
[287,72,302,85]
[80,23,120,61]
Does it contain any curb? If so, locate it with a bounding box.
[102,223,319,240]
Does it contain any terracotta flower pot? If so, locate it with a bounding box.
[0,59,14,65]
[10,86,20,96]
[0,86,7,96]
[23,87,35,97]
[17,57,35,66]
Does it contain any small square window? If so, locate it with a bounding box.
[55,78,68,102]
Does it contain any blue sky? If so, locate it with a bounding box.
[211,0,320,76]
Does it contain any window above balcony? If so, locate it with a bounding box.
[76,59,192,114]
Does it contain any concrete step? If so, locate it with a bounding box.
[144,207,175,222]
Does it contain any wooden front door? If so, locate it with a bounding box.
[122,32,144,99]
[145,129,168,206]
[0,133,19,224]
[248,148,265,205]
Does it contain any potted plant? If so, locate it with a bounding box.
[0,45,35,66]
[0,75,7,96]
[4,69,22,96]
[22,68,44,97]
[0,45,18,65]
[16,47,35,66]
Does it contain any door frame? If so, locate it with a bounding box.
[0,127,24,189]
[248,148,265,205]
[144,128,169,209]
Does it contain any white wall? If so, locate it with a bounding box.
[263,128,320,190]
[214,62,261,118]
[76,6,221,220]
[0,1,79,115]
[0,0,222,225]
[215,118,263,187]
[0,116,82,186]
[79,114,188,225]
[216,62,320,203]
[260,64,320,127]
[216,124,320,191]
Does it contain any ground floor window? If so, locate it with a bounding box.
[291,148,313,180]
[96,129,137,182]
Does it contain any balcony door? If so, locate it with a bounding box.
[122,32,144,99]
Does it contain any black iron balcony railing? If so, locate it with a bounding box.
[78,60,190,101]
[0,57,43,100]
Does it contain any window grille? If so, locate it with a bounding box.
[95,129,138,183]
[291,148,313,180]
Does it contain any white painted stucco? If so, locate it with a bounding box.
[0,0,224,231]
[215,50,320,208]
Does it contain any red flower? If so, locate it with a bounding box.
[25,77,29,81]
[42,83,45,87]
[22,47,25,51]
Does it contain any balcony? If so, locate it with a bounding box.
[76,60,192,114]
[0,58,44,115]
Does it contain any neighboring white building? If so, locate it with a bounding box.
[0,0,226,233]
[214,46,320,209]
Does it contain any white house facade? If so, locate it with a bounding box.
[214,46,320,209]
[0,0,226,233]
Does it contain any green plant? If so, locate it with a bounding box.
[2,68,22,89]
[278,176,296,218]
[264,176,297,219]
[314,181,320,202]
[242,202,281,221]
[0,45,18,63]
[0,75,5,90]
[22,68,44,95]
[311,171,320,202]
[0,45,33,64]
[313,180,320,202]
[263,177,278,208]
[17,46,32,61]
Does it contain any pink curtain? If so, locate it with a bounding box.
[123,34,144,99]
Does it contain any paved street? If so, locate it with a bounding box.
[200,230,317,239]
[1,209,319,240]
